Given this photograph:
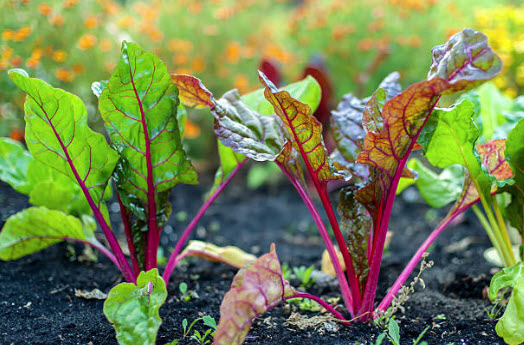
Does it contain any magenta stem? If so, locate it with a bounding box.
[278,164,355,317]
[117,192,140,276]
[284,292,349,323]
[376,213,456,311]
[162,158,248,282]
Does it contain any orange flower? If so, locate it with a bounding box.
[55,68,73,82]
[63,0,78,8]
[188,2,202,14]
[203,25,218,36]
[0,60,7,71]
[225,42,241,63]
[358,38,375,51]
[117,15,134,29]
[77,34,97,50]
[9,129,24,142]
[72,63,84,74]
[52,50,67,62]
[26,57,40,69]
[11,56,22,66]
[2,29,14,41]
[183,119,201,139]
[168,39,193,53]
[13,26,32,41]
[2,48,13,60]
[174,53,188,65]
[99,39,112,52]
[39,3,52,16]
[84,15,99,29]
[214,7,234,20]
[191,57,206,73]
[173,67,191,75]
[233,74,249,93]
[148,29,163,43]
[51,14,65,26]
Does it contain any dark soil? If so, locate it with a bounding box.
[0,172,506,345]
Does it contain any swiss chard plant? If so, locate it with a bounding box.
[172,29,504,344]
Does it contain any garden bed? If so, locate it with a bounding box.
[0,176,505,345]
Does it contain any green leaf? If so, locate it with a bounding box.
[0,137,32,194]
[99,41,197,204]
[8,69,119,211]
[104,269,167,345]
[502,118,524,234]
[387,318,400,345]
[407,159,464,208]
[489,262,524,345]
[242,75,322,115]
[214,244,296,345]
[0,207,91,260]
[207,141,245,200]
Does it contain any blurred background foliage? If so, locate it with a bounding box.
[1,0,523,161]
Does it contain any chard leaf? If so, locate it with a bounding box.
[171,74,214,108]
[8,70,118,211]
[179,240,257,269]
[104,269,167,345]
[0,137,32,194]
[212,89,284,161]
[100,41,197,203]
[330,72,402,182]
[502,118,524,233]
[338,186,371,290]
[241,76,321,116]
[477,139,514,187]
[0,207,92,260]
[214,244,295,345]
[488,262,524,345]
[407,159,463,208]
[259,71,341,185]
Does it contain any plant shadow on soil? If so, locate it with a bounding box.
[0,173,506,345]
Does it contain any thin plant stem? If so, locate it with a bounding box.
[278,164,355,317]
[471,204,508,266]
[116,192,140,277]
[377,212,456,311]
[492,197,516,265]
[162,158,248,283]
[284,292,348,323]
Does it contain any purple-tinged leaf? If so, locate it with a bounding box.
[214,244,295,345]
[477,139,513,186]
[178,240,257,269]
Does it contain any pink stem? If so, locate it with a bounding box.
[117,192,140,277]
[65,237,120,268]
[162,158,248,282]
[376,213,456,312]
[278,164,355,317]
[284,292,349,323]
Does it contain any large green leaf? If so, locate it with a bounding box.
[104,269,167,345]
[407,159,463,208]
[489,262,524,345]
[502,118,524,234]
[0,207,94,260]
[0,137,32,194]
[99,42,197,204]
[8,69,119,211]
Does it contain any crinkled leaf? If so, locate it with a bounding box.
[330,72,401,181]
[488,262,524,345]
[0,137,32,194]
[179,240,256,269]
[104,269,167,345]
[477,139,513,187]
[171,74,214,108]
[407,159,463,208]
[0,207,93,260]
[502,118,524,233]
[242,76,321,116]
[8,70,118,210]
[214,244,296,345]
[212,89,284,161]
[338,186,371,290]
[427,28,502,92]
[259,71,340,185]
[100,42,197,203]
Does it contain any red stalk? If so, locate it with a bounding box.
[162,158,248,283]
[116,192,140,277]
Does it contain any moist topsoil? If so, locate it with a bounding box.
[0,174,508,345]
